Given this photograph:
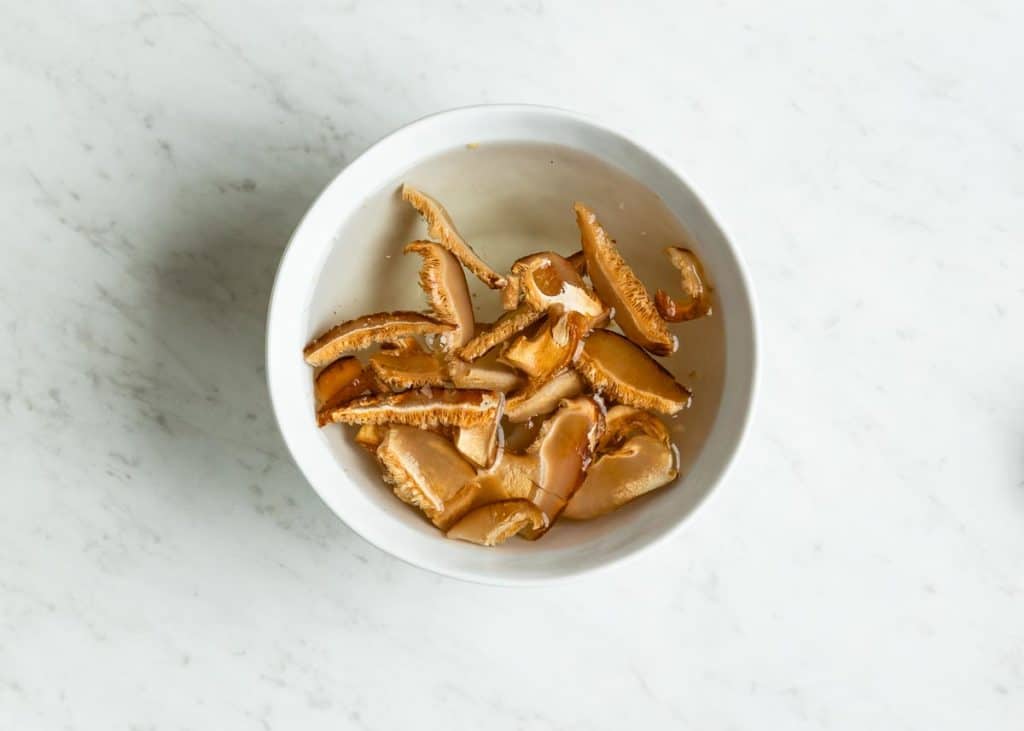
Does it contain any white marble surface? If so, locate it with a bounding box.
[1,1,1022,728]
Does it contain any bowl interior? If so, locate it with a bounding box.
[268,108,755,583]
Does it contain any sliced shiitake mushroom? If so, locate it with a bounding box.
[456,305,544,362]
[574,203,676,356]
[521,395,605,537]
[314,357,375,425]
[401,184,506,289]
[377,426,477,520]
[368,349,448,391]
[599,404,672,452]
[567,249,587,276]
[499,311,585,381]
[501,274,521,311]
[504,369,585,423]
[501,418,545,452]
[563,435,677,520]
[454,421,502,469]
[654,246,713,322]
[322,388,503,428]
[447,353,523,392]
[405,241,475,350]
[304,311,454,367]
[445,499,548,546]
[431,451,538,530]
[576,330,691,415]
[511,252,604,317]
[354,423,387,452]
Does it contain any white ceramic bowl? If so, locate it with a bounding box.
[266,105,757,585]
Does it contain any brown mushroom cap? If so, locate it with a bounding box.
[511,252,605,317]
[574,203,676,356]
[521,395,605,537]
[405,241,476,350]
[504,369,585,423]
[314,357,375,425]
[445,499,547,546]
[322,388,503,428]
[369,349,448,391]
[563,435,677,519]
[377,426,477,517]
[456,305,544,362]
[304,311,454,367]
[576,330,691,415]
[402,184,506,289]
[655,246,713,323]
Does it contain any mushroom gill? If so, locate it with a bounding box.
[574,202,675,355]
[404,240,475,350]
[401,184,506,289]
[576,330,691,415]
[322,388,503,428]
[304,311,454,367]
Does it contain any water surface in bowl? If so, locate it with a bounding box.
[307,142,725,550]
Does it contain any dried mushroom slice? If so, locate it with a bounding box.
[456,305,544,361]
[454,421,502,469]
[369,349,448,391]
[314,357,374,425]
[446,499,547,546]
[501,418,545,452]
[521,396,605,538]
[354,423,387,452]
[404,241,475,350]
[377,426,477,518]
[448,356,523,393]
[576,330,691,415]
[574,203,676,355]
[305,311,454,367]
[567,249,587,276]
[322,388,503,428]
[431,451,538,530]
[563,435,677,519]
[510,252,604,317]
[655,247,713,322]
[401,184,506,289]
[599,405,672,452]
[501,274,521,311]
[453,393,504,469]
[379,336,423,355]
[499,311,585,381]
[504,369,584,423]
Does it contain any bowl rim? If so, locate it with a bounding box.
[265,103,759,586]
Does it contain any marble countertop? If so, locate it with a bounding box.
[2,1,1022,728]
